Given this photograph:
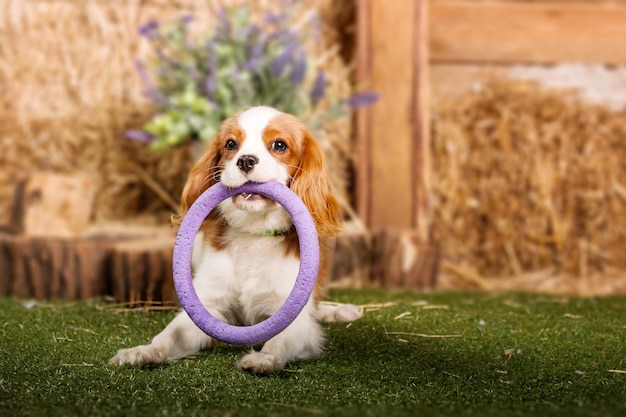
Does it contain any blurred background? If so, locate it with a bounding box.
[2,0,626,303]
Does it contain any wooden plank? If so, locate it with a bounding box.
[367,0,414,228]
[355,0,373,227]
[413,0,431,240]
[356,0,430,229]
[430,64,511,99]
[431,1,626,64]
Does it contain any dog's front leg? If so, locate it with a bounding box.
[110,308,221,367]
[236,304,323,375]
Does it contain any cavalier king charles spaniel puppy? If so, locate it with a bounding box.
[111,106,362,374]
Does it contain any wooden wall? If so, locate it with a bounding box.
[356,0,626,234]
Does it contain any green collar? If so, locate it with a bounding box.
[255,226,292,237]
[256,230,283,237]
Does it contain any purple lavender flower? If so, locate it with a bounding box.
[228,64,243,84]
[203,43,218,101]
[216,6,231,35]
[181,14,194,25]
[248,31,269,66]
[267,28,298,43]
[135,60,166,106]
[289,51,307,85]
[271,40,298,76]
[347,91,380,108]
[204,73,216,102]
[263,11,286,25]
[310,71,326,106]
[245,44,263,72]
[237,24,259,40]
[180,15,195,49]
[126,130,155,143]
[186,65,200,83]
[139,20,159,39]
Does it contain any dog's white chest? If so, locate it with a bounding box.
[191,233,300,323]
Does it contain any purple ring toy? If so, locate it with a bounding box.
[172,180,319,345]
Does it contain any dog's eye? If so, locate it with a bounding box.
[225,139,238,151]
[271,140,287,153]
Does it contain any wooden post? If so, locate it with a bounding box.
[355,0,438,288]
[413,0,431,241]
[355,0,374,228]
[356,0,431,237]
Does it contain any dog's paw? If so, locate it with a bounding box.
[318,303,363,323]
[236,352,284,375]
[109,345,167,367]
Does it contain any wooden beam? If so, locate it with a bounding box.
[356,0,431,230]
[431,1,626,64]
[413,0,431,240]
[355,0,373,227]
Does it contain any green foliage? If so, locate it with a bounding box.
[2,290,625,416]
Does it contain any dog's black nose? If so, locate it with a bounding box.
[236,155,259,173]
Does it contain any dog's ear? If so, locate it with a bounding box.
[290,129,342,237]
[171,137,222,226]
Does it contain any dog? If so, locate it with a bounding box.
[110,106,362,374]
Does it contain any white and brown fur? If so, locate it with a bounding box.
[110,106,362,374]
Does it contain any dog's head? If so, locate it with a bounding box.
[176,106,341,237]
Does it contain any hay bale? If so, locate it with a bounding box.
[0,0,353,224]
[432,80,626,288]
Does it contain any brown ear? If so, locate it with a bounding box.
[171,138,223,226]
[289,130,342,237]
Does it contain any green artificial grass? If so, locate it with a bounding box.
[1,289,625,417]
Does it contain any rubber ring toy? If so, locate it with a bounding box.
[172,180,319,346]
